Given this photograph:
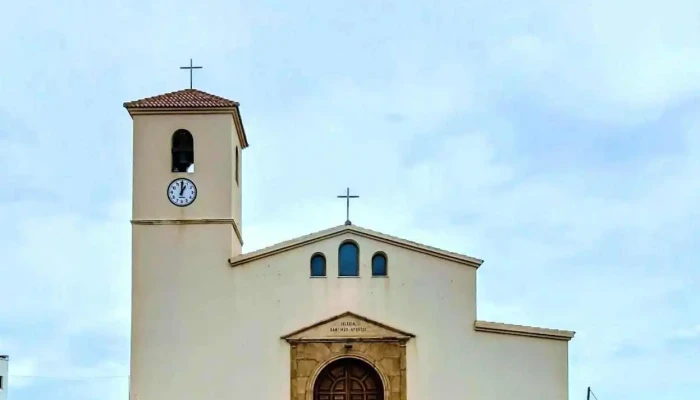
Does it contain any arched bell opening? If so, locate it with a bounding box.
[171,129,194,173]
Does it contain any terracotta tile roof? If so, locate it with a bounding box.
[123,88,240,109]
[123,88,249,148]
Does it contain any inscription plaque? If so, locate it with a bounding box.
[328,320,369,333]
[282,312,414,342]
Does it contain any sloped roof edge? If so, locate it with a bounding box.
[228,224,483,268]
[474,320,575,341]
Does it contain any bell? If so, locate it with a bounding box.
[174,150,191,172]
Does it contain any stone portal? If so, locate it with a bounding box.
[282,312,413,400]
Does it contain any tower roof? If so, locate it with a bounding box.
[124,88,249,148]
[123,88,240,109]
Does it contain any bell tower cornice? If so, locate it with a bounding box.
[124,88,249,149]
[130,218,243,246]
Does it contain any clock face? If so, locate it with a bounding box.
[167,178,197,207]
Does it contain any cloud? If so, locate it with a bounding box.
[0,198,131,399]
[473,0,700,123]
[671,325,700,340]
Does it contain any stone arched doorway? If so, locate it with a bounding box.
[313,357,384,400]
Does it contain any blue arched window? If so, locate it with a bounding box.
[310,253,326,277]
[372,252,388,276]
[338,241,359,276]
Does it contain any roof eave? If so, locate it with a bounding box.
[123,105,239,115]
[474,320,575,341]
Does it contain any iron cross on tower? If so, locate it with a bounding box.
[180,58,203,89]
[337,187,359,226]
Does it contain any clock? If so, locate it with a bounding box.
[167,178,197,207]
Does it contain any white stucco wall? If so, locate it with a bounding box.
[0,355,8,400]
[130,224,237,400]
[129,227,570,400]
[228,233,569,400]
[129,108,244,400]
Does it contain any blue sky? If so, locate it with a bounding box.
[1,0,699,399]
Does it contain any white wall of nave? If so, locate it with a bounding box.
[230,233,537,399]
[229,233,568,399]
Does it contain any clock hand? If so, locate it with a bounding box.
[179,181,186,196]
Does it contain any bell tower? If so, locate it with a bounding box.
[125,88,248,243]
[124,88,249,400]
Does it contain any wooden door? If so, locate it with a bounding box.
[313,358,383,400]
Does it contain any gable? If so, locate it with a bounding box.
[229,224,483,268]
[281,312,415,343]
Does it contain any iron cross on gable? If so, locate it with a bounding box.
[337,187,359,226]
[180,58,203,89]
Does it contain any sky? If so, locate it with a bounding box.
[1,0,699,399]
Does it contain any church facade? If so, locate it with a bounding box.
[124,89,574,400]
